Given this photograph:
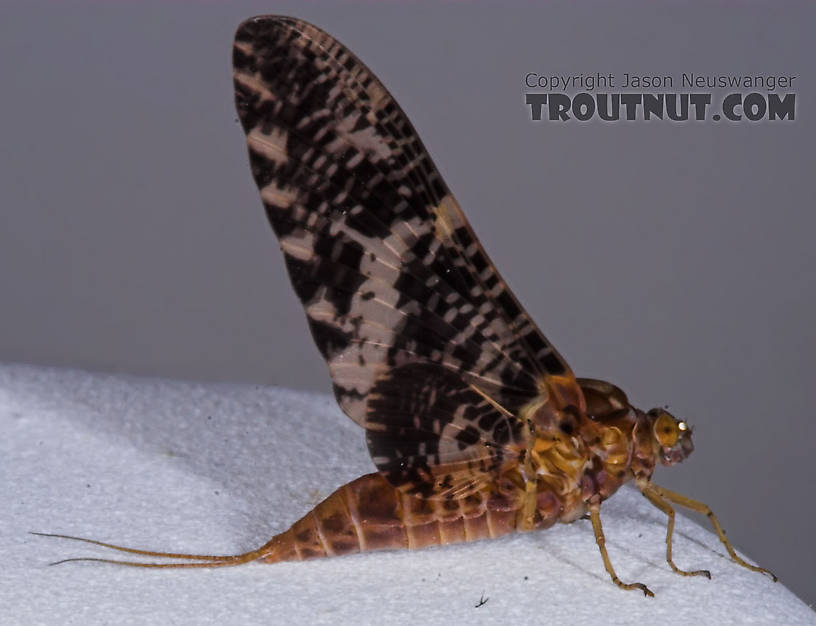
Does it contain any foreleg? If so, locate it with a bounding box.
[645,483,777,581]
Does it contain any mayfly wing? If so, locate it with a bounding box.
[232,16,581,497]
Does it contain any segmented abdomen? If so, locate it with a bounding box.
[255,473,521,563]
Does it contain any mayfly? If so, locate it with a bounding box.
[37,16,777,596]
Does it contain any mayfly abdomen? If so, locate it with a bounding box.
[256,473,524,563]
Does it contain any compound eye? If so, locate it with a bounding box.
[654,413,678,447]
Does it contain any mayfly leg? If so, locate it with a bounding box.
[638,484,711,578]
[645,484,778,581]
[588,501,654,597]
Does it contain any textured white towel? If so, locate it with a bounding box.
[2,364,813,625]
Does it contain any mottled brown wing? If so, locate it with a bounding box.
[233,16,579,497]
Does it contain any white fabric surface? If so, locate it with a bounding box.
[2,364,813,625]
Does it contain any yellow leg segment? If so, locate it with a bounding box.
[589,501,654,597]
[518,416,538,532]
[518,479,538,531]
[640,485,711,578]
[646,484,777,582]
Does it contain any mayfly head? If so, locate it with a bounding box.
[647,408,694,466]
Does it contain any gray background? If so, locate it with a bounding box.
[1,0,813,606]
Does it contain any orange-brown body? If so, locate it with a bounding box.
[254,378,656,564]
[38,377,775,593]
